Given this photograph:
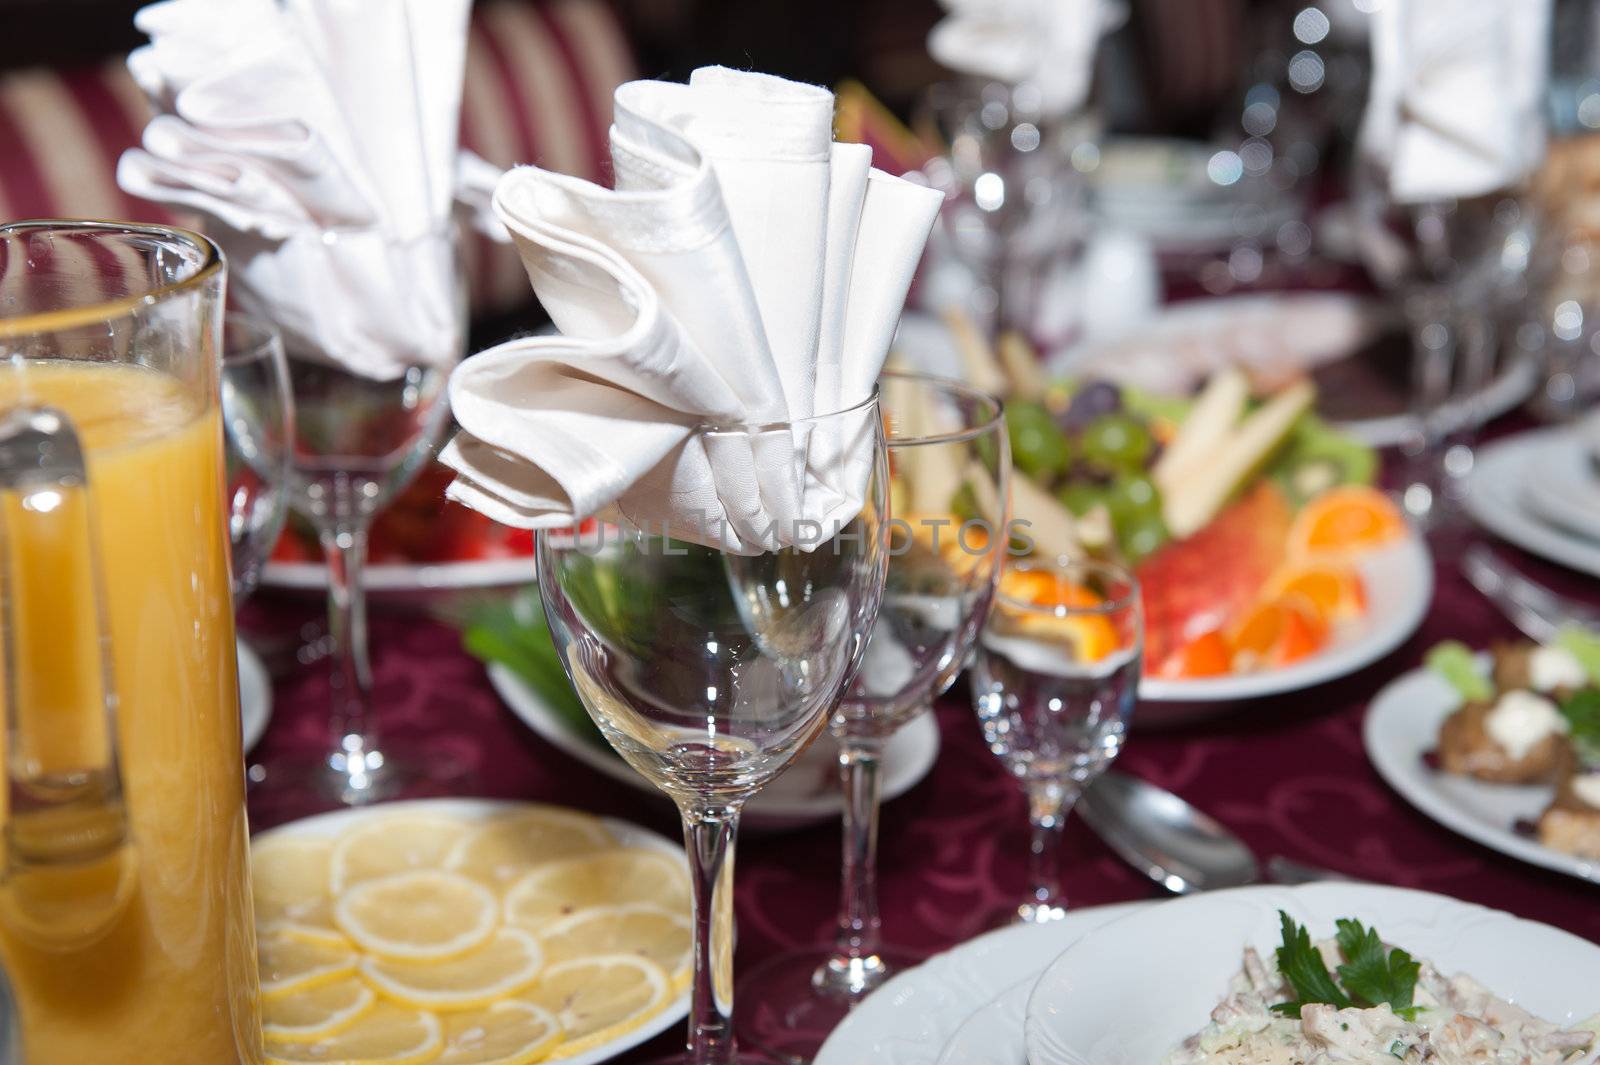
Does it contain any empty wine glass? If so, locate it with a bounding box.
[971,557,1141,923]
[220,313,294,601]
[737,371,1009,1061]
[536,395,890,1065]
[251,223,466,807]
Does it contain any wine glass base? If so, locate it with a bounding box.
[247,743,474,823]
[733,945,926,1064]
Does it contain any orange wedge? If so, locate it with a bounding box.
[1264,562,1367,623]
[1155,629,1233,679]
[1000,569,1104,610]
[1288,486,1405,558]
[1227,595,1328,671]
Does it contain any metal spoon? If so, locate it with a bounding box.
[1079,771,1350,893]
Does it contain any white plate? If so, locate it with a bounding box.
[488,663,942,832]
[1025,883,1600,1065]
[261,556,533,599]
[238,640,272,754]
[934,974,1036,1065]
[1140,533,1433,707]
[1469,429,1600,579]
[253,797,690,1064]
[813,901,1151,1065]
[1364,659,1600,884]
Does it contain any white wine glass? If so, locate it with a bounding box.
[250,223,467,809]
[737,371,1010,1062]
[971,557,1141,922]
[536,394,891,1065]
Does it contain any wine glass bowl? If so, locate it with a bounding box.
[536,397,892,1065]
[971,557,1142,924]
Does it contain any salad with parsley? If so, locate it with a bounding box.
[1164,912,1597,1064]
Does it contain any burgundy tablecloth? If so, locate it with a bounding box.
[244,420,1600,1061]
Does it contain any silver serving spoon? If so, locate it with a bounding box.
[1079,771,1350,893]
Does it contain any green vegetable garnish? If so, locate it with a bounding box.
[1333,919,1422,1020]
[1272,911,1349,1017]
[1559,688,1600,765]
[1555,626,1600,687]
[459,588,607,750]
[1424,641,1493,702]
[1271,913,1420,1020]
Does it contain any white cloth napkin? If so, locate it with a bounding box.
[441,67,943,554]
[927,0,1119,116]
[1359,0,1550,204]
[117,0,482,380]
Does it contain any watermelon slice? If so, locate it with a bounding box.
[1136,482,1291,676]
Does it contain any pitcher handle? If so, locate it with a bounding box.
[0,406,134,951]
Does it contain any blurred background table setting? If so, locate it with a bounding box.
[3,0,1600,1062]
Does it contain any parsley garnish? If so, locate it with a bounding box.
[1270,912,1421,1020]
[1560,689,1600,764]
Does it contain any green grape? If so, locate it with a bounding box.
[1105,474,1162,530]
[1119,514,1170,562]
[1056,482,1107,517]
[1081,413,1154,472]
[1006,400,1072,479]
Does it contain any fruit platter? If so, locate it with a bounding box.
[921,322,1432,711]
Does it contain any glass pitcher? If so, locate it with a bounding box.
[0,221,261,1065]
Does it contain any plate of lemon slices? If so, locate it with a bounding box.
[250,798,691,1065]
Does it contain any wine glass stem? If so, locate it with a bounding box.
[821,735,886,995]
[1024,779,1080,920]
[319,523,378,790]
[682,804,740,1065]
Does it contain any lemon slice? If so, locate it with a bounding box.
[335,870,497,962]
[521,955,672,1059]
[253,836,335,930]
[446,809,614,890]
[260,925,360,998]
[266,1001,443,1065]
[437,1000,562,1065]
[361,927,545,1010]
[539,904,690,982]
[330,815,469,894]
[503,850,688,932]
[263,977,377,1044]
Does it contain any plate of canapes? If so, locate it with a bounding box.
[1365,634,1600,883]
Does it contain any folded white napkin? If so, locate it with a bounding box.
[441,67,943,554]
[117,0,482,380]
[927,0,1119,117]
[1360,0,1550,204]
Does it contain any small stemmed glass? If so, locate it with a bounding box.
[220,312,294,600]
[249,224,466,808]
[971,557,1141,922]
[536,394,891,1065]
[737,371,1010,1062]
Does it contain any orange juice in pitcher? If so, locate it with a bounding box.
[0,222,262,1065]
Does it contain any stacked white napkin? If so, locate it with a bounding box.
[441,68,943,554]
[927,0,1121,117]
[117,0,479,380]
[1360,0,1550,204]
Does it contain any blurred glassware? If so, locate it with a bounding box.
[250,223,467,809]
[921,79,1099,354]
[1354,171,1537,525]
[971,557,1142,923]
[536,396,891,1065]
[736,371,1010,1063]
[1524,237,1600,421]
[220,313,294,601]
